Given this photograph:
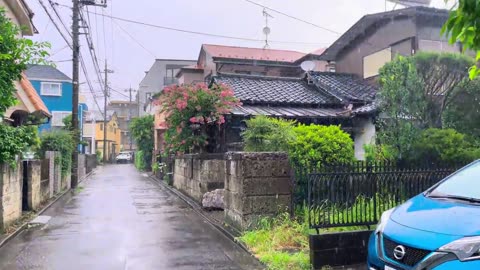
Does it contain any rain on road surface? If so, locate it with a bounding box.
[0,164,263,270]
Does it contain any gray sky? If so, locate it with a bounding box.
[28,0,453,109]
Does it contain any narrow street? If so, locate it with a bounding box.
[0,165,263,270]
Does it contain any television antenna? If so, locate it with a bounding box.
[262,8,273,49]
[386,0,432,10]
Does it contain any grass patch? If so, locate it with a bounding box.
[238,212,310,270]
[74,186,85,194]
[237,203,376,270]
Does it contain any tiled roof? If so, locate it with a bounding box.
[213,74,336,106]
[20,74,51,117]
[202,44,306,63]
[311,72,377,102]
[352,103,377,115]
[231,105,344,118]
[25,65,71,81]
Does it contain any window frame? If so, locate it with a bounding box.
[40,82,63,96]
[51,111,71,127]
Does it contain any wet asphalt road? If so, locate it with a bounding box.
[0,164,263,270]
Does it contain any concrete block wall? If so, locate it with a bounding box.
[46,151,62,194]
[0,161,22,232]
[173,154,226,203]
[23,160,41,211]
[85,154,97,174]
[224,152,292,231]
[40,158,52,203]
[78,154,86,182]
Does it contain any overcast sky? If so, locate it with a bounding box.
[28,0,453,109]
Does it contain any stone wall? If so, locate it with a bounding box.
[0,151,94,232]
[46,151,62,194]
[173,154,225,202]
[23,160,41,211]
[85,154,97,174]
[0,161,22,232]
[224,152,292,231]
[78,154,86,182]
[40,158,52,203]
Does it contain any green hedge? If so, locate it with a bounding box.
[410,128,480,165]
[39,130,75,177]
[243,116,355,166]
[135,150,146,171]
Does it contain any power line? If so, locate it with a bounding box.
[113,20,157,58]
[37,0,71,46]
[94,6,100,57]
[53,3,328,46]
[37,0,104,116]
[79,9,107,97]
[110,2,115,67]
[101,8,107,60]
[242,0,341,35]
[49,44,69,57]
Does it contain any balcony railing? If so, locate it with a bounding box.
[164,77,178,85]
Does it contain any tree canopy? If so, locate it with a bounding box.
[130,115,154,168]
[377,52,473,159]
[442,0,480,79]
[0,8,50,116]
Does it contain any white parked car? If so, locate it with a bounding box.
[116,152,132,163]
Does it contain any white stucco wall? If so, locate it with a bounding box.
[138,59,196,117]
[354,117,376,160]
[0,0,20,26]
[0,0,34,36]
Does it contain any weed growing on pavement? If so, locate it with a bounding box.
[74,186,84,194]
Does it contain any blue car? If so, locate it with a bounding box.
[368,161,480,270]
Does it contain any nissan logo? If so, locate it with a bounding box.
[393,245,406,260]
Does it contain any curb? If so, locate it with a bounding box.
[0,167,98,249]
[147,175,259,258]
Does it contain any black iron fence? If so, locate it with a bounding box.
[306,161,462,231]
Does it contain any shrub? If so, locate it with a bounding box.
[39,131,75,177]
[242,116,295,152]
[135,150,146,171]
[364,144,396,162]
[410,128,480,165]
[289,124,354,167]
[130,116,154,170]
[0,125,39,167]
[160,83,240,153]
[95,149,102,164]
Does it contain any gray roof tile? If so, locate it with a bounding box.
[311,72,377,102]
[213,74,336,105]
[25,65,71,81]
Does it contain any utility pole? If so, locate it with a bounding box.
[71,0,108,188]
[125,87,136,151]
[103,61,114,163]
[71,0,80,189]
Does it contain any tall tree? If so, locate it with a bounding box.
[443,79,480,138]
[377,52,472,158]
[442,0,480,79]
[0,8,50,116]
[130,115,154,168]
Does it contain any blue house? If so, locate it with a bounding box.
[26,65,88,151]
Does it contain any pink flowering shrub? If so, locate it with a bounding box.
[160,83,240,153]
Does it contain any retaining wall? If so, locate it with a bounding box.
[173,154,225,202]
[0,161,22,232]
[224,152,292,231]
